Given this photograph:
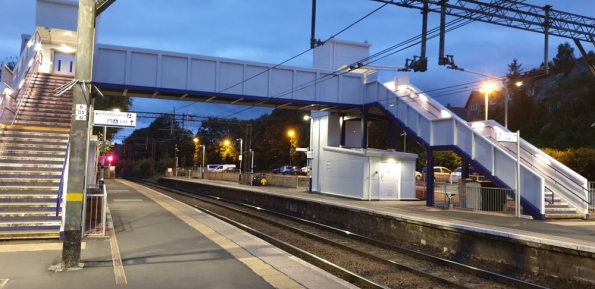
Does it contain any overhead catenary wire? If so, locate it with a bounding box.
[170,2,390,115]
[219,16,477,118]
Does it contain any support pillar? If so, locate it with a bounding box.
[361,109,368,149]
[62,0,96,269]
[388,122,397,151]
[425,149,435,207]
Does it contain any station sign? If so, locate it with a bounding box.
[93,110,137,128]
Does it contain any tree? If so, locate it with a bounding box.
[549,42,575,71]
[0,56,17,82]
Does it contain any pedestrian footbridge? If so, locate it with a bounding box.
[90,43,590,220]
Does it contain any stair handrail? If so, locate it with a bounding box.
[56,134,71,216]
[474,122,589,211]
[9,30,43,126]
[0,83,17,124]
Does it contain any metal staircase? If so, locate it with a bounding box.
[367,77,590,220]
[0,73,73,239]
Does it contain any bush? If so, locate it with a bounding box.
[541,147,595,181]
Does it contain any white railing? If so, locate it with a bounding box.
[1,30,43,126]
[433,183,516,216]
[472,121,590,215]
[84,185,107,237]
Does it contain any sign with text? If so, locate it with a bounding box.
[496,131,518,143]
[75,104,87,121]
[93,110,137,128]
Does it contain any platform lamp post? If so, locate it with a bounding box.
[174,144,179,177]
[236,138,243,184]
[200,144,205,179]
[480,82,496,121]
[288,130,294,166]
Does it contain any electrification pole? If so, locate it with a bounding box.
[62,0,96,269]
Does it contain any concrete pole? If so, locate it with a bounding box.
[238,138,242,183]
[62,0,95,269]
[201,145,205,179]
[99,126,106,187]
[484,91,489,121]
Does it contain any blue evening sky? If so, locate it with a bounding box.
[1,0,594,139]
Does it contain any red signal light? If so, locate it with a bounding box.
[107,155,114,163]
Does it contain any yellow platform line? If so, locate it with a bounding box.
[120,179,305,289]
[1,124,70,133]
[0,242,85,253]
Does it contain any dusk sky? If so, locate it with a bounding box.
[1,0,594,139]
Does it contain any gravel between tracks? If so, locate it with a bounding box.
[158,188,595,289]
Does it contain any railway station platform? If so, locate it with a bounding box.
[0,179,358,289]
[167,177,595,251]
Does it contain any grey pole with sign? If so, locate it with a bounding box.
[497,130,521,218]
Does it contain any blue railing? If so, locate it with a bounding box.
[56,135,71,216]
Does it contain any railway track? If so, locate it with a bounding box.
[128,178,548,289]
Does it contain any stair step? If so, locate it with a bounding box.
[0,143,68,150]
[0,149,66,156]
[0,125,70,133]
[0,213,61,220]
[0,220,61,230]
[0,129,69,136]
[544,203,570,208]
[0,186,58,192]
[0,163,64,169]
[544,213,587,219]
[545,207,577,213]
[13,120,71,127]
[0,155,66,162]
[0,170,63,176]
[0,230,60,240]
[0,203,57,210]
[0,136,68,142]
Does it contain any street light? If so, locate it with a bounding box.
[236,138,243,183]
[288,130,294,166]
[480,82,496,121]
[193,137,199,169]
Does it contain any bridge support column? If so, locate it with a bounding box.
[361,109,368,149]
[425,149,435,206]
[388,122,397,151]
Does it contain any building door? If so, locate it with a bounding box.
[379,162,399,199]
[53,53,75,76]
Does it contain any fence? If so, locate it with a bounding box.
[433,182,516,216]
[189,170,309,189]
[83,185,107,237]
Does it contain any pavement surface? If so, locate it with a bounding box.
[0,179,357,289]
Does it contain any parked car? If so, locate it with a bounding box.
[279,165,296,175]
[300,166,310,175]
[222,167,240,173]
[415,171,422,181]
[421,166,452,182]
[449,166,479,183]
[272,167,281,174]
